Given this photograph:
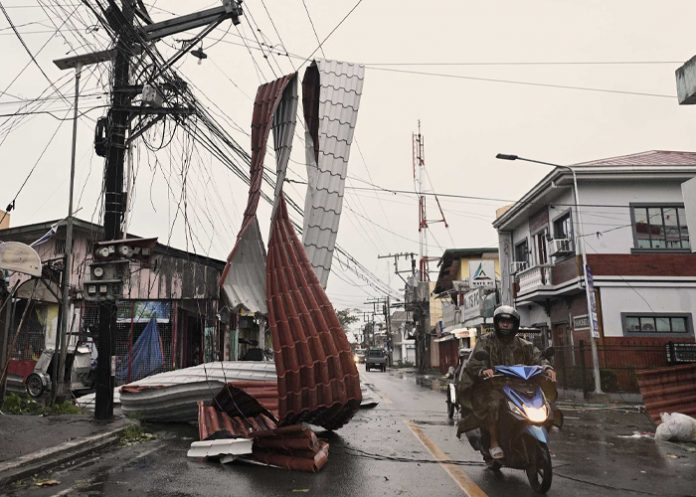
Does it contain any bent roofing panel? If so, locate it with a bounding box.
[302,60,365,288]
[272,75,299,211]
[267,195,362,430]
[197,402,329,472]
[220,75,296,313]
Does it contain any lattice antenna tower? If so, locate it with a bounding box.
[412,121,448,282]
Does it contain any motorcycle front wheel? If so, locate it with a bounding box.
[525,442,552,493]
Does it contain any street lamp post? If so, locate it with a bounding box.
[53,51,113,402]
[495,153,604,395]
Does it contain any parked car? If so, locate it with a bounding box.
[365,348,387,372]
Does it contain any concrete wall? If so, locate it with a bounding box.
[599,286,696,337]
[578,179,687,255]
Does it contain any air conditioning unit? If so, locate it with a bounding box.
[549,238,573,257]
[510,261,528,274]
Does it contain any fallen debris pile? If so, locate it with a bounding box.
[189,384,329,472]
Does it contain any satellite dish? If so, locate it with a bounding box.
[0,241,41,277]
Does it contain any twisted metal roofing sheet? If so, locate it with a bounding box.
[301,60,365,288]
[119,362,277,422]
[197,397,330,472]
[220,75,296,314]
[267,195,362,430]
[637,363,696,424]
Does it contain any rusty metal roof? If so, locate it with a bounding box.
[267,195,362,429]
[220,74,297,314]
[301,60,365,288]
[637,363,696,424]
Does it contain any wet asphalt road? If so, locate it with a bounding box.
[3,368,696,497]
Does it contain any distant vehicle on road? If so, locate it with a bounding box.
[365,348,387,372]
[353,348,366,364]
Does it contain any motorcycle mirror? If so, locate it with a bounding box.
[473,350,490,362]
[541,347,555,359]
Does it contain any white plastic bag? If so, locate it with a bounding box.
[654,412,696,442]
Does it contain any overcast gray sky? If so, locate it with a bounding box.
[2,0,696,316]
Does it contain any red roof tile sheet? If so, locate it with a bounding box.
[573,150,696,168]
[267,195,362,430]
[197,399,329,472]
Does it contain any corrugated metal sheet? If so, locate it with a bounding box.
[267,195,362,430]
[115,359,375,422]
[637,363,696,424]
[197,401,329,472]
[302,60,365,288]
[220,74,297,314]
[119,362,277,422]
[271,75,298,209]
[211,381,279,421]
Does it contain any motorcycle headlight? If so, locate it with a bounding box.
[524,404,549,423]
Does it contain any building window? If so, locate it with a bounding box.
[514,239,529,265]
[553,213,572,239]
[534,230,548,265]
[632,205,690,250]
[622,313,693,336]
[552,212,574,254]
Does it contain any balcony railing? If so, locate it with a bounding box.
[517,264,552,295]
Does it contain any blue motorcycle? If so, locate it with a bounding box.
[466,349,560,494]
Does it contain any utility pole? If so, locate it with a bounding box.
[411,123,448,373]
[73,0,244,420]
[93,0,135,420]
[378,252,416,284]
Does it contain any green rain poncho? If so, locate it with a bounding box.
[456,332,554,436]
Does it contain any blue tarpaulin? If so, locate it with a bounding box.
[117,317,163,382]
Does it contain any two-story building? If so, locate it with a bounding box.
[494,151,696,390]
[432,247,500,373]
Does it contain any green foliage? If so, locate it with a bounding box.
[2,393,44,414]
[119,424,156,446]
[1,393,80,415]
[336,308,359,329]
[45,400,81,415]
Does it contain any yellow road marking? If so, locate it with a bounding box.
[405,420,489,497]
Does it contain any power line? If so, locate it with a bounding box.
[299,0,365,69]
[364,60,684,67]
[368,66,675,99]
[300,0,325,58]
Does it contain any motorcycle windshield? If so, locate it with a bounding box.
[504,383,546,409]
[494,365,545,380]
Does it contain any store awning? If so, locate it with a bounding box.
[434,327,476,342]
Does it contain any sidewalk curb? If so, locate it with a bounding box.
[0,423,132,487]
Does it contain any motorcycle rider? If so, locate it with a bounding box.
[457,305,556,460]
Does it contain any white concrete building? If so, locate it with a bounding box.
[494,151,696,352]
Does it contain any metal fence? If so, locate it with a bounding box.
[553,341,696,394]
[81,300,175,385]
